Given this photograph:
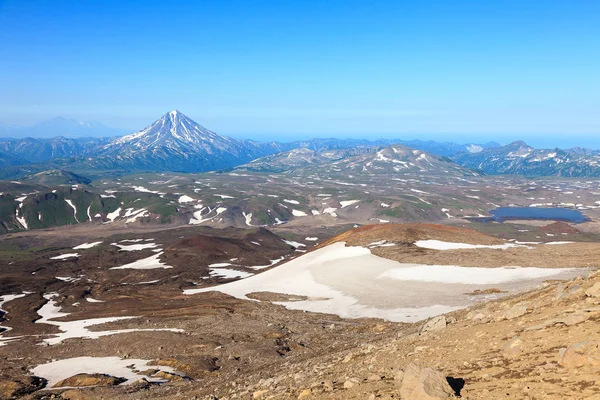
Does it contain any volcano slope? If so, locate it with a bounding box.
[0,223,599,399]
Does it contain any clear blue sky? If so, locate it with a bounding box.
[1,0,599,148]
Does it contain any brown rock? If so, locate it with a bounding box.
[557,313,590,326]
[297,388,312,399]
[367,373,382,381]
[0,376,46,399]
[559,342,600,368]
[585,282,600,298]
[504,303,529,320]
[502,336,524,358]
[420,316,447,334]
[152,371,186,381]
[343,380,354,389]
[54,373,126,388]
[60,389,90,400]
[399,364,455,400]
[253,389,269,399]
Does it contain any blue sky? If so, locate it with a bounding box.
[1,0,599,148]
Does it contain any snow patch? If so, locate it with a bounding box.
[73,242,102,250]
[50,253,80,260]
[111,252,173,270]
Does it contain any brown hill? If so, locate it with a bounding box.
[539,221,581,235]
[320,223,504,247]
[164,227,294,271]
[321,223,600,269]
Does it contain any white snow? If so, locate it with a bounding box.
[380,265,572,285]
[292,209,308,217]
[283,199,300,205]
[311,210,320,215]
[86,205,92,221]
[31,357,179,387]
[131,186,159,194]
[209,262,233,268]
[50,253,80,260]
[305,237,318,241]
[111,242,159,251]
[178,195,194,203]
[106,207,122,222]
[86,297,104,303]
[284,239,305,248]
[323,207,338,217]
[414,240,525,251]
[123,208,149,224]
[36,293,182,345]
[56,276,80,282]
[65,199,79,222]
[184,242,581,323]
[189,206,227,225]
[545,241,574,245]
[0,293,28,346]
[209,268,253,279]
[16,215,28,229]
[247,256,287,270]
[340,200,360,208]
[242,212,253,226]
[73,241,102,250]
[111,252,173,270]
[215,194,235,199]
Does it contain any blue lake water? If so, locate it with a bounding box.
[485,207,589,223]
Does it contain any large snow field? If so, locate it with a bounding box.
[185,242,584,322]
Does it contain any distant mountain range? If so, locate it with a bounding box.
[236,145,481,177]
[0,110,597,178]
[0,117,127,138]
[452,141,600,177]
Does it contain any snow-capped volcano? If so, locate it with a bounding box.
[95,110,287,172]
[107,110,235,154]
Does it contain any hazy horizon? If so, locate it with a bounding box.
[0,112,596,150]
[1,1,599,149]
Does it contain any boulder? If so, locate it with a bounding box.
[504,303,529,320]
[0,376,46,399]
[585,282,600,298]
[502,336,524,358]
[420,316,447,334]
[398,364,455,399]
[558,342,600,368]
[54,373,126,388]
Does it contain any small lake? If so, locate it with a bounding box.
[483,207,590,223]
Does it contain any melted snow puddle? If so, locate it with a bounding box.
[36,293,183,345]
[31,356,179,388]
[185,242,584,323]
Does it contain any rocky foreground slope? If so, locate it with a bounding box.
[1,224,599,399]
[14,267,594,400]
